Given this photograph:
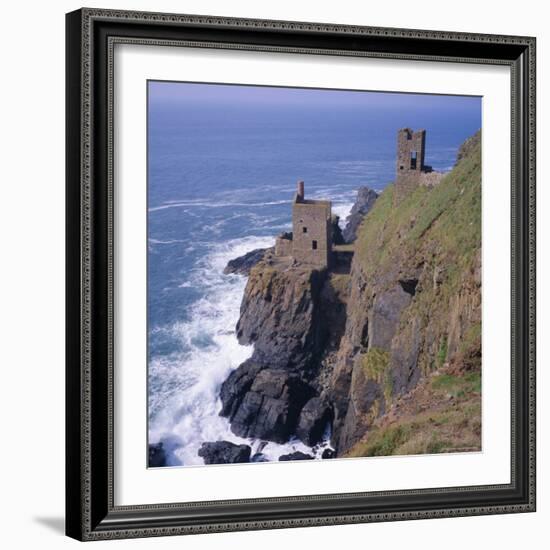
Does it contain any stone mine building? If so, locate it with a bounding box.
[394,128,442,204]
[275,181,332,269]
[396,127,427,175]
[274,129,442,265]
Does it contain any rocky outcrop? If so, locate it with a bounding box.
[279,451,314,461]
[369,286,413,349]
[251,452,269,462]
[331,214,345,245]
[220,258,348,445]
[219,262,331,442]
[198,441,252,464]
[223,247,271,275]
[234,264,327,369]
[148,442,166,467]
[342,187,378,243]
[221,365,314,442]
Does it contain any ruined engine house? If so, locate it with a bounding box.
[275,181,332,269]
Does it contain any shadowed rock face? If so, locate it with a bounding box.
[235,264,327,370]
[295,396,333,446]
[369,286,412,350]
[221,367,314,442]
[198,441,251,464]
[342,187,379,243]
[220,260,338,444]
[331,214,345,245]
[220,360,264,420]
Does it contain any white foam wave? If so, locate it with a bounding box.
[149,233,336,466]
[149,199,290,213]
[149,235,278,466]
[148,238,187,245]
[332,202,355,227]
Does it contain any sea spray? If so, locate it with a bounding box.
[148,236,271,465]
[148,234,338,466]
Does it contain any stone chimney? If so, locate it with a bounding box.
[296,180,305,202]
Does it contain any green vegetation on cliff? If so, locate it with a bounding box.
[359,348,392,404]
[345,369,482,457]
[336,131,482,457]
[355,132,481,289]
[357,131,481,373]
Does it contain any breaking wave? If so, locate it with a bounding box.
[148,235,333,466]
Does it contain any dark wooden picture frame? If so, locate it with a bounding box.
[66,8,536,541]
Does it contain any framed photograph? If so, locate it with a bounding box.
[65,8,536,541]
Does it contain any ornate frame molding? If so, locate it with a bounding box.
[66,8,536,541]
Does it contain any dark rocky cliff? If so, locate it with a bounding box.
[220,261,346,444]
[219,131,482,458]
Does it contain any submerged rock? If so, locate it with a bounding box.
[278,451,314,461]
[148,442,166,467]
[223,247,272,276]
[321,448,336,459]
[198,441,252,464]
[342,187,378,243]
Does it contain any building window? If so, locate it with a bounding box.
[302,226,308,233]
[410,151,417,169]
[312,240,318,250]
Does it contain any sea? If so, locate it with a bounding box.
[147,84,481,466]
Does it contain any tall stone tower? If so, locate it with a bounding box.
[393,128,431,205]
[291,181,332,269]
[396,128,426,175]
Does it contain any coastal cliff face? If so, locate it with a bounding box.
[220,258,344,444]
[220,131,482,457]
[235,261,327,370]
[330,131,482,453]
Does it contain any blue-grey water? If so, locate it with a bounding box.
[147,84,481,466]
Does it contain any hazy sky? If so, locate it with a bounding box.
[148,80,481,113]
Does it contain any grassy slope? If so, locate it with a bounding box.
[355,136,481,290]
[345,133,482,457]
[346,368,481,457]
